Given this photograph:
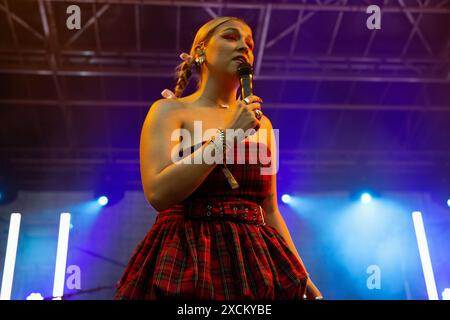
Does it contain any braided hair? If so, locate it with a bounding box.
[173,55,196,98]
[173,16,249,98]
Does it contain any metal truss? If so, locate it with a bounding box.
[1,0,449,191]
[0,0,448,82]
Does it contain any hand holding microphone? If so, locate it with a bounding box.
[224,61,263,140]
[225,95,263,138]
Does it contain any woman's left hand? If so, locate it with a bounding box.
[304,278,323,300]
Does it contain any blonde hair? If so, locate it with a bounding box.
[173,16,249,98]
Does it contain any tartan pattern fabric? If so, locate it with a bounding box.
[115,140,308,300]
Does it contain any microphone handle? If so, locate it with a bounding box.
[240,74,253,99]
[239,74,260,132]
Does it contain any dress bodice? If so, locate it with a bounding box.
[178,139,273,205]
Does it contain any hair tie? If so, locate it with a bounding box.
[179,52,194,64]
[161,88,177,99]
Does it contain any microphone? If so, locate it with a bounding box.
[237,61,260,132]
[237,61,253,99]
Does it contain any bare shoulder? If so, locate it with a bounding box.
[142,98,185,127]
[148,98,185,116]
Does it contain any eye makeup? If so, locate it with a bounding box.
[221,27,254,49]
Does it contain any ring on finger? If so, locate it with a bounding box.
[243,97,251,105]
[254,109,263,120]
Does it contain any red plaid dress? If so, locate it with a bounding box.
[115,139,308,300]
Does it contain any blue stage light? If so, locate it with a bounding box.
[93,164,126,207]
[430,191,450,209]
[281,194,291,204]
[350,189,380,203]
[361,192,372,204]
[98,196,109,206]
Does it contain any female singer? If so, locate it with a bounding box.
[115,16,322,300]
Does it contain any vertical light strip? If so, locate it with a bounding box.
[52,212,71,300]
[0,213,21,300]
[412,211,439,300]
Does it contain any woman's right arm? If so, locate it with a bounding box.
[140,99,219,211]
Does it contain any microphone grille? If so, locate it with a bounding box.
[237,61,253,77]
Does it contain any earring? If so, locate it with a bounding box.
[195,54,205,65]
[195,43,206,66]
